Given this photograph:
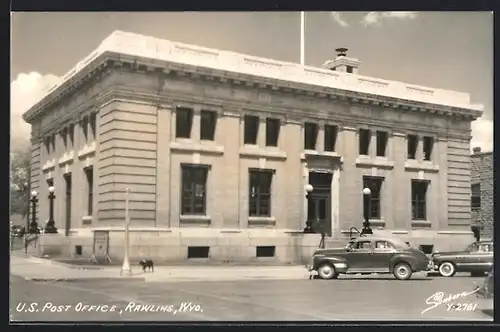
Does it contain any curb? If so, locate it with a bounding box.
[23,276,146,282]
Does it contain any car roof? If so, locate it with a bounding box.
[352,235,404,243]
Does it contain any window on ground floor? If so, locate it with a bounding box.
[362,176,383,219]
[249,169,273,217]
[181,164,209,215]
[411,180,429,220]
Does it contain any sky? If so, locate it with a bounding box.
[11,11,493,152]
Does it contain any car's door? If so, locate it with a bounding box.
[345,239,373,271]
[472,243,494,271]
[368,240,397,272]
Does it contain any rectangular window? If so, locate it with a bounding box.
[81,117,88,142]
[249,170,273,217]
[363,176,383,219]
[423,136,434,161]
[346,66,353,73]
[411,180,428,220]
[181,165,208,215]
[68,124,74,147]
[265,118,280,147]
[84,167,93,216]
[244,115,259,145]
[90,113,97,139]
[471,183,481,212]
[44,137,51,154]
[176,107,193,138]
[359,129,371,155]
[376,131,388,157]
[61,128,68,149]
[200,110,217,141]
[304,122,318,150]
[324,124,338,152]
[407,135,418,160]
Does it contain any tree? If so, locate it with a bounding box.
[10,148,31,217]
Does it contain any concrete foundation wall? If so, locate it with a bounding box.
[35,228,476,265]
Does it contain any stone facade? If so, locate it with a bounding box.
[23,31,484,263]
[471,148,494,239]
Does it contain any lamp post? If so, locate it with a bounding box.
[303,184,314,233]
[120,188,132,276]
[362,187,373,235]
[44,186,58,234]
[26,190,38,253]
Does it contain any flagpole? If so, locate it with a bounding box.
[300,11,305,65]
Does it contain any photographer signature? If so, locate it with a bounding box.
[421,288,479,315]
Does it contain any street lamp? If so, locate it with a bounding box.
[26,191,39,253]
[303,184,314,233]
[120,188,132,276]
[362,187,373,235]
[44,186,58,234]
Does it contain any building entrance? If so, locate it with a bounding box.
[308,172,332,236]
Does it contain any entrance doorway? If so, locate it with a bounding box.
[64,173,72,237]
[308,172,332,236]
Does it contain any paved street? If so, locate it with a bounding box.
[10,274,493,322]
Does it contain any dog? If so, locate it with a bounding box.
[139,259,154,272]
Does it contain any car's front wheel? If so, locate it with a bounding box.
[317,263,338,280]
[438,262,456,277]
[393,262,412,280]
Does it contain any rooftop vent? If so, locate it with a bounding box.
[322,47,361,74]
[335,47,348,57]
[473,147,482,154]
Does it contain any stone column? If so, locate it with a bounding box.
[369,130,377,158]
[258,116,266,148]
[391,132,409,229]
[317,122,325,152]
[156,105,172,228]
[416,136,424,162]
[192,107,201,142]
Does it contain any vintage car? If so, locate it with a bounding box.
[306,235,430,280]
[429,240,493,277]
[10,225,25,238]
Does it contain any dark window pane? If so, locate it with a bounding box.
[266,118,280,147]
[181,165,208,215]
[359,129,371,155]
[324,125,338,152]
[248,170,273,217]
[200,110,217,141]
[176,108,193,138]
[304,123,318,150]
[244,115,259,145]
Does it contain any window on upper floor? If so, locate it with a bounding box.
[81,117,89,142]
[471,183,481,212]
[181,164,208,215]
[358,129,371,156]
[249,169,273,217]
[90,113,97,139]
[304,122,318,150]
[244,115,259,145]
[68,124,74,147]
[265,118,280,147]
[324,124,338,152]
[407,134,418,160]
[411,180,429,220]
[60,128,68,149]
[200,110,217,141]
[346,66,353,74]
[376,131,388,157]
[176,107,193,139]
[423,136,434,161]
[363,176,383,220]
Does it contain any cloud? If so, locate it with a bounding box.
[10,72,60,151]
[330,12,349,28]
[471,118,493,152]
[361,11,418,27]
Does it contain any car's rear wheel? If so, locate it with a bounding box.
[438,262,456,277]
[393,262,412,280]
[317,263,338,280]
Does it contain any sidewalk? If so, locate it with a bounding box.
[10,253,310,283]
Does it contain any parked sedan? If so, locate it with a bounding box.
[429,240,493,277]
[306,235,430,280]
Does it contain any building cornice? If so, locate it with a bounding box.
[23,31,483,124]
